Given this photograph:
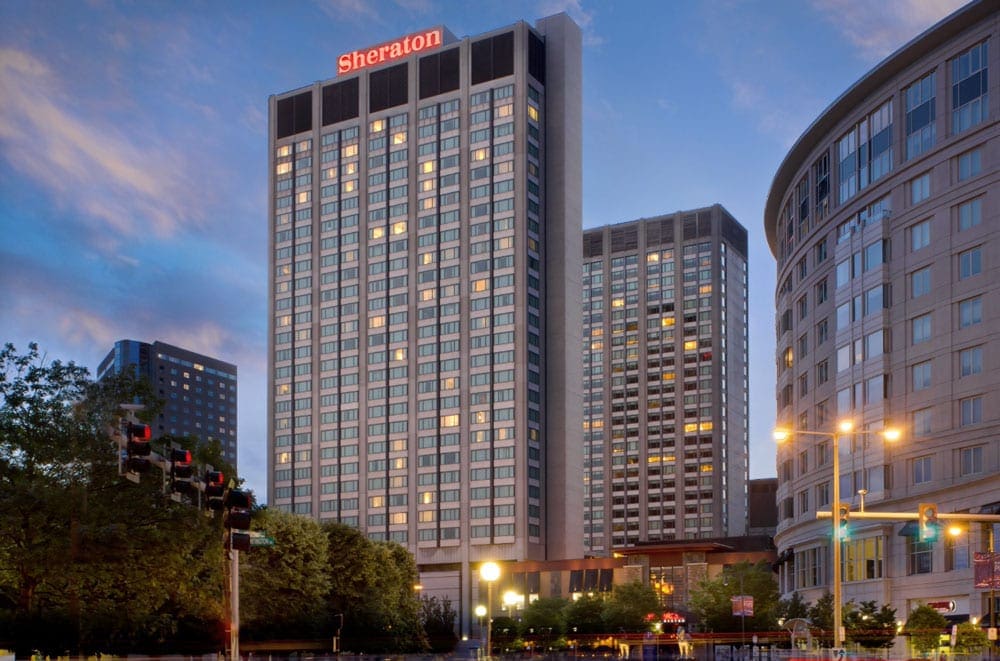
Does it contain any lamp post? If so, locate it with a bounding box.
[475,604,487,657]
[481,561,501,660]
[774,420,900,650]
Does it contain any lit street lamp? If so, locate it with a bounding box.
[481,561,501,660]
[774,420,900,650]
[475,604,487,655]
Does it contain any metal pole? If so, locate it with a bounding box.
[740,571,746,659]
[832,430,843,650]
[232,545,240,660]
[991,526,996,660]
[486,581,493,661]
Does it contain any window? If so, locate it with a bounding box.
[910,173,931,204]
[910,219,930,252]
[912,361,931,391]
[946,528,970,571]
[864,240,887,271]
[958,148,982,181]
[816,482,830,508]
[958,198,982,230]
[911,267,931,298]
[959,297,982,328]
[816,359,829,385]
[959,247,981,279]
[960,346,982,376]
[912,408,932,437]
[908,537,933,575]
[864,329,884,359]
[864,285,886,315]
[815,278,828,304]
[815,239,828,264]
[961,446,983,476]
[912,313,931,345]
[913,455,932,484]
[905,71,936,159]
[960,396,982,426]
[843,537,884,582]
[838,99,893,203]
[951,41,989,134]
[798,295,808,319]
[816,318,829,346]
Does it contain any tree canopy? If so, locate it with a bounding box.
[688,561,780,634]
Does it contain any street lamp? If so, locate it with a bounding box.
[773,420,900,650]
[475,604,487,655]
[481,561,501,660]
[503,589,522,619]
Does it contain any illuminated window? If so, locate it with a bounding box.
[343,144,359,157]
[419,510,435,522]
[344,162,357,175]
[371,227,386,239]
[296,191,310,204]
[473,148,488,161]
[473,279,489,292]
[661,318,675,327]
[370,119,385,133]
[323,167,336,179]
[370,495,385,508]
[421,161,435,173]
[421,180,435,192]
[442,377,458,390]
[422,198,436,210]
[391,221,407,235]
[495,104,513,118]
[276,145,292,158]
[612,298,624,308]
[420,253,434,265]
[390,512,407,525]
[527,105,539,121]
[276,162,292,175]
[393,348,406,361]
[420,289,435,302]
[344,180,356,192]
[684,340,698,351]
[392,132,407,145]
[441,414,460,427]
[474,411,490,424]
[420,492,434,505]
[370,316,385,328]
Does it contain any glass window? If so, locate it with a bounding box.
[910,219,930,252]
[952,41,989,134]
[838,99,893,203]
[905,71,936,159]
[958,148,982,181]
[959,247,981,279]
[908,538,933,575]
[960,446,983,476]
[959,297,982,328]
[946,528,970,571]
[912,407,932,437]
[958,198,982,230]
[912,313,931,344]
[913,455,932,484]
[911,267,931,298]
[960,396,982,426]
[960,346,982,376]
[912,361,932,391]
[910,173,931,204]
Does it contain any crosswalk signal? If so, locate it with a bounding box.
[224,488,253,551]
[919,503,939,541]
[125,422,152,473]
[836,502,851,541]
[169,448,194,494]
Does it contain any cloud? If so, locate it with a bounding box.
[811,0,968,62]
[314,0,382,23]
[0,48,208,256]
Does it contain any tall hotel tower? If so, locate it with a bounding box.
[768,1,999,623]
[581,207,750,555]
[267,14,582,615]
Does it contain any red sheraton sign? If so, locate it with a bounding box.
[338,29,443,75]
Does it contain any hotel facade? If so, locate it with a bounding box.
[266,15,582,629]
[581,208,750,556]
[766,1,1000,627]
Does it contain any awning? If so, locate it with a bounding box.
[979,502,1000,515]
[898,521,918,537]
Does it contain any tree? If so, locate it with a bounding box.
[419,595,458,653]
[904,604,947,656]
[777,592,810,622]
[240,508,332,640]
[808,592,834,645]
[0,343,225,655]
[688,561,780,634]
[844,600,896,649]
[564,592,606,634]
[602,581,659,633]
[953,621,988,655]
[522,596,567,645]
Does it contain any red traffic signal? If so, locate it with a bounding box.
[205,471,225,510]
[224,489,253,510]
[127,422,152,457]
[170,449,194,478]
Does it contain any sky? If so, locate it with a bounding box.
[0,0,968,500]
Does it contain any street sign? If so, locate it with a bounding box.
[248,530,276,547]
[731,595,754,617]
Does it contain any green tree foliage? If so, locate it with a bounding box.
[240,509,332,640]
[0,343,224,655]
[419,595,458,653]
[564,593,606,634]
[523,596,567,644]
[953,621,988,654]
[322,522,426,652]
[808,592,834,643]
[904,604,948,655]
[777,592,810,622]
[844,600,896,649]
[688,561,780,634]
[602,581,659,633]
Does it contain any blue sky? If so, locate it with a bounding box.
[0,0,967,499]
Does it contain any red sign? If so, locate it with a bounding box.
[974,552,1000,588]
[732,595,754,617]
[338,29,443,75]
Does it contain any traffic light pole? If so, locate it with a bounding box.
[231,540,240,661]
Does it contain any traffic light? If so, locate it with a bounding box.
[224,488,253,551]
[836,502,851,540]
[204,470,225,510]
[169,448,194,494]
[125,422,152,473]
[919,503,939,541]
